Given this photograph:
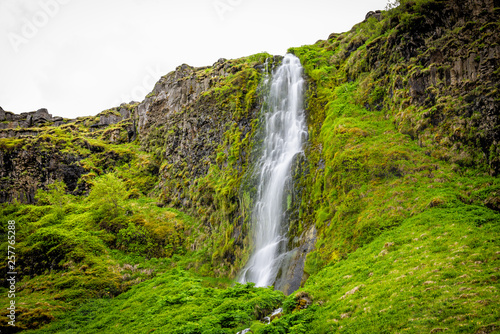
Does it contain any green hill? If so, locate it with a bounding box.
[1,0,499,333]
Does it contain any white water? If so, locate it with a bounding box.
[239,54,307,288]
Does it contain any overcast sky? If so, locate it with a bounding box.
[1,0,389,119]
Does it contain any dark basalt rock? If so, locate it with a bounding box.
[364,0,500,175]
[0,148,87,204]
[365,10,382,21]
[32,108,52,123]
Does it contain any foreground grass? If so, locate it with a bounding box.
[26,270,283,334]
[17,203,498,334]
[263,205,500,333]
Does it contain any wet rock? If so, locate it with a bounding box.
[262,308,283,324]
[270,308,283,321]
[236,329,252,334]
[273,225,317,295]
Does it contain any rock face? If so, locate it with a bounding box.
[0,107,69,138]
[274,225,317,295]
[136,60,235,133]
[0,104,139,203]
[138,57,263,192]
[0,108,57,131]
[136,55,272,276]
[362,0,500,174]
[0,144,87,203]
[0,104,137,139]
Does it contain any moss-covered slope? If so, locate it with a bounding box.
[0,0,499,333]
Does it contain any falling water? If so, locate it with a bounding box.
[239,54,307,288]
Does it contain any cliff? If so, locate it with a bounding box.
[0,0,499,333]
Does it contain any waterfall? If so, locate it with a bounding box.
[239,54,307,288]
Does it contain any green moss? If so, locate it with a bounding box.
[26,271,284,334]
[264,206,500,333]
[1,2,498,332]
[0,137,24,150]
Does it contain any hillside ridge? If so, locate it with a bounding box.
[0,0,499,332]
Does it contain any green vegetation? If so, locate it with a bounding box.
[1,1,499,333]
[141,54,276,278]
[27,272,284,334]
[264,205,500,333]
[0,174,196,330]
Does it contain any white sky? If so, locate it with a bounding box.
[0,0,389,119]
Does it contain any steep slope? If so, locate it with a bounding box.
[0,0,499,333]
[0,55,275,332]
[289,0,500,278]
[260,0,500,332]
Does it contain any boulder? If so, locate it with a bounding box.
[24,114,32,127]
[119,107,130,119]
[99,114,122,126]
[32,108,53,124]
[4,111,13,121]
[365,10,382,21]
[0,107,5,121]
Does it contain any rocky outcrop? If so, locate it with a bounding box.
[365,10,382,21]
[136,59,235,133]
[0,107,71,141]
[0,108,64,131]
[361,0,500,174]
[137,55,272,276]
[0,103,140,203]
[1,105,138,141]
[138,57,263,192]
[0,146,87,203]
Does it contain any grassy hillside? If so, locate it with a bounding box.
[1,0,499,333]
